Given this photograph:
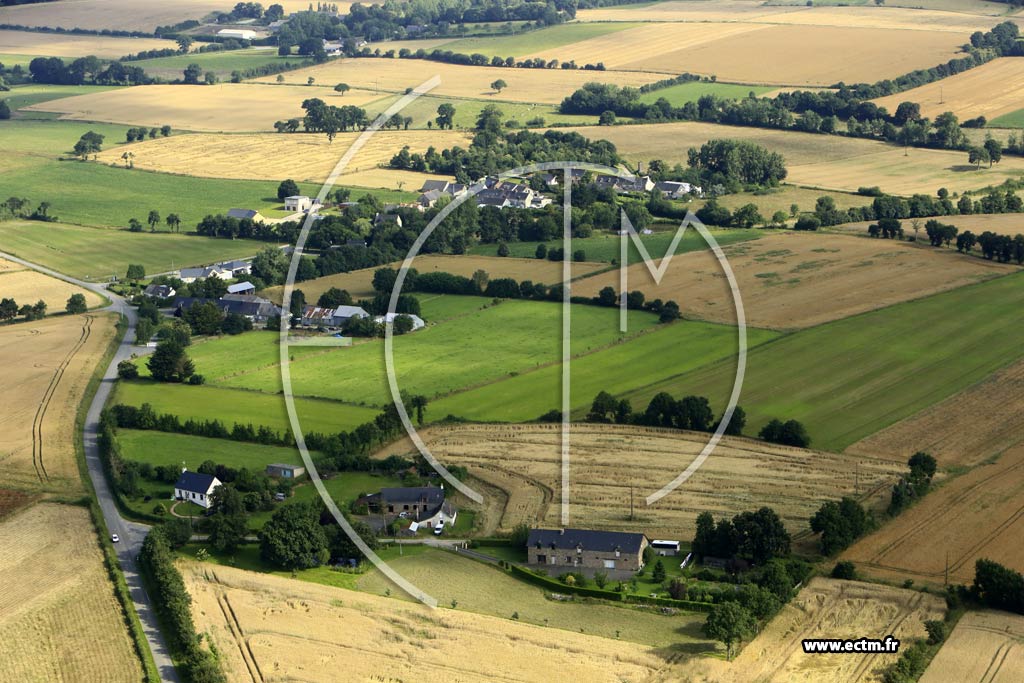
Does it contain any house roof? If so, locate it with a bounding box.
[227,208,260,220]
[175,471,219,495]
[333,305,368,319]
[527,528,647,554]
[285,195,311,201]
[220,260,249,270]
[375,312,424,330]
[226,281,255,294]
[380,486,444,506]
[267,463,303,470]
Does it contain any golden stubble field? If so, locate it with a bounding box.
[920,610,1024,683]
[569,121,1024,195]
[93,129,470,187]
[264,254,605,303]
[258,57,671,103]
[0,257,103,312]
[842,442,1024,585]
[183,561,671,683]
[534,22,967,85]
[577,1,1011,23]
[381,423,903,538]
[671,577,945,683]
[847,356,1024,468]
[0,312,115,493]
[28,83,389,132]
[838,213,1024,238]
[0,28,178,59]
[0,503,142,682]
[574,231,1010,330]
[873,58,1024,121]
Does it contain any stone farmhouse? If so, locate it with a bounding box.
[527,528,649,573]
[361,486,457,529]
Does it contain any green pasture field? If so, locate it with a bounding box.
[431,319,779,421]
[0,53,34,67]
[638,81,773,106]
[2,84,122,112]
[113,381,380,436]
[205,299,661,407]
[117,429,304,471]
[468,227,762,262]
[130,47,303,79]
[362,92,600,129]
[245,470,407,528]
[415,293,492,321]
[0,221,274,281]
[989,108,1024,128]
[441,22,642,58]
[617,271,1024,452]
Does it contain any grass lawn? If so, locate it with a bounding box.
[179,542,364,590]
[442,22,643,57]
[618,271,1024,452]
[638,81,773,106]
[246,471,406,528]
[468,227,762,263]
[0,220,274,281]
[433,319,779,422]
[113,381,381,436]
[118,429,306,471]
[207,299,662,407]
[989,108,1024,128]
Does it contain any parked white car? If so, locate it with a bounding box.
[433,523,444,536]
[111,534,120,543]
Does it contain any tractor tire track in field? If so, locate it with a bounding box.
[863,455,1024,571]
[30,315,93,482]
[210,570,263,683]
[848,592,923,683]
[981,642,1013,683]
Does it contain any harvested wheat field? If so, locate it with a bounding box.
[264,254,605,303]
[0,29,178,59]
[838,213,1024,238]
[576,0,801,23]
[920,610,1024,683]
[570,121,1024,196]
[606,24,966,85]
[847,357,1024,468]
[93,130,469,186]
[0,313,115,493]
[182,561,671,683]
[0,258,103,312]
[27,83,388,132]
[0,503,141,682]
[574,231,1010,330]
[842,443,1024,585]
[0,0,314,32]
[873,58,1024,122]
[671,578,945,683]
[258,57,670,102]
[381,423,903,537]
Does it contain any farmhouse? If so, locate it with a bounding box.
[143,283,175,299]
[527,528,649,572]
[363,486,457,528]
[284,195,314,212]
[174,470,221,509]
[300,304,369,327]
[178,259,251,283]
[655,180,702,199]
[266,463,305,479]
[174,295,283,323]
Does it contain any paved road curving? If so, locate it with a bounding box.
[0,252,180,682]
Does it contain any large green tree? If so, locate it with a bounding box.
[259,502,329,569]
[147,340,195,382]
[704,602,756,660]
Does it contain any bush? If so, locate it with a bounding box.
[831,561,857,580]
[117,360,139,380]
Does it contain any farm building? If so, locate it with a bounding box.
[174,470,222,509]
[227,208,266,222]
[300,304,369,327]
[362,486,457,529]
[226,281,256,295]
[374,312,425,331]
[527,528,649,573]
[178,259,251,283]
[266,463,305,479]
[284,195,314,212]
[174,295,283,323]
[655,181,702,199]
[143,284,175,299]
[217,28,257,40]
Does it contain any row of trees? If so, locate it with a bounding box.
[692,507,791,566]
[0,297,46,321]
[889,452,937,515]
[28,55,150,85]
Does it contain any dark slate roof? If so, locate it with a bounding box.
[227,208,259,220]
[527,528,647,554]
[380,486,444,506]
[175,471,217,494]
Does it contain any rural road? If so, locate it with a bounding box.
[0,251,180,682]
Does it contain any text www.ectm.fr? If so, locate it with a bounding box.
[802,637,900,654]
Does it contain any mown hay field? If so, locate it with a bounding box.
[0,29,177,59]
[577,0,1011,22]
[27,83,388,132]
[873,58,1024,121]
[842,443,1024,584]
[573,231,1013,329]
[0,221,273,281]
[263,254,606,303]
[0,0,314,32]
[384,424,903,537]
[920,610,1024,683]
[93,130,469,186]
[183,560,681,682]
[569,121,1024,195]
[835,213,1024,238]
[846,356,1024,468]
[534,23,967,85]
[0,313,115,493]
[0,503,142,682]
[0,258,104,311]
[258,56,670,103]
[613,272,1024,452]
[671,577,945,683]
